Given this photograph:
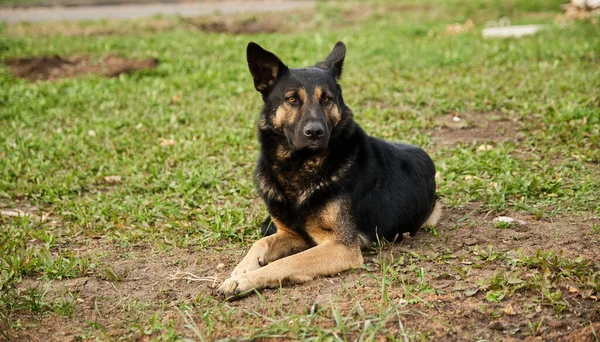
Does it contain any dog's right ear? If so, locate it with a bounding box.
[247,42,288,93]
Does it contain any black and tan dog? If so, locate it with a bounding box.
[217,41,441,297]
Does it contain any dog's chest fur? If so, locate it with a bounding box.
[257,152,328,205]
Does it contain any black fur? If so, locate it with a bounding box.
[250,42,437,245]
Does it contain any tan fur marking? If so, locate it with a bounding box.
[328,105,341,126]
[254,64,279,92]
[422,201,443,228]
[275,144,292,160]
[273,88,306,129]
[320,199,341,229]
[315,86,341,126]
[284,90,296,99]
[217,200,365,296]
[229,228,309,277]
[297,88,307,104]
[270,217,296,236]
[305,199,341,245]
[258,116,268,130]
[314,86,323,101]
[218,240,363,296]
[256,174,283,201]
[303,155,324,172]
[273,105,289,129]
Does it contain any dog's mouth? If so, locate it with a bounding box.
[304,142,326,151]
[287,139,328,152]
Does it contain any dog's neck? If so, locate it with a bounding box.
[256,119,359,206]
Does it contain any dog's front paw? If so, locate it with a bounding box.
[216,276,255,298]
[230,257,263,277]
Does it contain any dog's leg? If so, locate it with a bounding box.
[422,200,442,228]
[230,229,309,277]
[217,240,363,296]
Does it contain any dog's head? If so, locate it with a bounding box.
[247,42,349,151]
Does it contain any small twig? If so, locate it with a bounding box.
[168,271,218,287]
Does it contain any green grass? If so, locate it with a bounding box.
[1,0,599,340]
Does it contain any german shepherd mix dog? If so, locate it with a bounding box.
[217,42,441,297]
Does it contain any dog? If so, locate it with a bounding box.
[217,41,441,297]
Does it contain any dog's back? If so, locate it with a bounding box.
[351,129,438,243]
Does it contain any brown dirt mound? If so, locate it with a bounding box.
[6,55,158,81]
[194,17,286,34]
[429,112,525,146]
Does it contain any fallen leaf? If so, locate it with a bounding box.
[0,209,27,218]
[464,288,479,297]
[477,144,494,152]
[103,175,122,184]
[495,216,514,224]
[169,95,182,104]
[0,209,42,222]
[504,303,516,316]
[159,138,177,147]
[567,285,579,293]
[447,19,474,35]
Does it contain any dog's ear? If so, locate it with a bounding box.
[315,41,346,80]
[247,42,288,93]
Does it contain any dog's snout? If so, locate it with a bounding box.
[303,122,325,140]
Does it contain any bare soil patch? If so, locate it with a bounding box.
[9,205,600,340]
[190,3,432,35]
[429,112,525,146]
[180,9,319,35]
[5,55,158,81]
[187,16,294,35]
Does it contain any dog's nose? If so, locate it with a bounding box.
[303,122,325,140]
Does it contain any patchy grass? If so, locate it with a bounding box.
[1,0,599,340]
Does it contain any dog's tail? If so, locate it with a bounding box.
[422,197,442,228]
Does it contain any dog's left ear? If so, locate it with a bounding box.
[247,42,288,93]
[315,41,346,80]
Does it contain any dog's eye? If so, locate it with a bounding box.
[286,96,297,104]
[322,95,331,104]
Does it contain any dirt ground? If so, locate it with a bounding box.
[429,112,525,146]
[7,201,599,340]
[6,55,158,81]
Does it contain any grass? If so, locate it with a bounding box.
[1,0,599,340]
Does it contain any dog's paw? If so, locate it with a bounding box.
[216,276,255,298]
[230,257,264,277]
